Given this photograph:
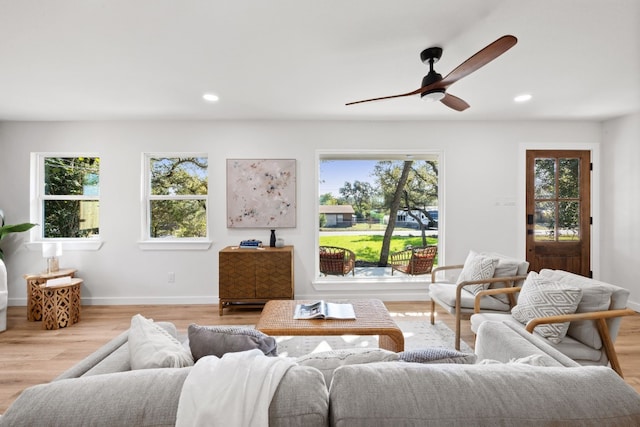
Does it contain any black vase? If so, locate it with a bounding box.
[270,229,276,247]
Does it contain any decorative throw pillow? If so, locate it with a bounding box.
[485,258,520,304]
[188,324,277,361]
[296,348,399,386]
[397,348,477,364]
[456,251,499,295]
[511,272,583,344]
[128,314,194,370]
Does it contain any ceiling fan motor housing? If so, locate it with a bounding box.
[420,47,443,64]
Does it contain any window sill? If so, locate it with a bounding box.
[137,240,213,251]
[313,275,431,291]
[26,240,104,251]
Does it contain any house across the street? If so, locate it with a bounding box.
[320,205,356,227]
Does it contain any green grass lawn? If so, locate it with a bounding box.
[319,234,438,264]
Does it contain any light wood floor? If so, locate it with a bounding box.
[1,302,639,413]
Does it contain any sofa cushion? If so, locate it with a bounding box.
[0,368,190,427]
[328,363,640,427]
[397,348,477,364]
[188,324,277,361]
[457,250,499,295]
[295,348,398,386]
[128,314,194,370]
[1,365,330,427]
[512,272,582,344]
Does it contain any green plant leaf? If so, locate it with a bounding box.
[0,223,38,242]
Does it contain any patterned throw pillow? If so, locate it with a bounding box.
[398,348,477,364]
[511,272,583,344]
[456,251,499,295]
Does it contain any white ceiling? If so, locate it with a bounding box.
[0,0,638,121]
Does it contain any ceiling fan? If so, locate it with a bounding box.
[346,35,518,111]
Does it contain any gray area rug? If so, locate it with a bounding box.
[274,320,472,357]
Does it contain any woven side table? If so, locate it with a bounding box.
[256,299,404,352]
[24,268,77,321]
[40,278,83,330]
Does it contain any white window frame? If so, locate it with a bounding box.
[138,152,212,251]
[314,149,443,290]
[28,152,103,251]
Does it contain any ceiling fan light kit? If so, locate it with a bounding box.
[346,35,518,112]
[421,89,446,102]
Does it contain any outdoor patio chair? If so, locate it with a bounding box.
[470,269,636,377]
[390,246,437,276]
[319,246,356,276]
[428,250,529,350]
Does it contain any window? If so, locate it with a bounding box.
[317,151,441,281]
[142,154,209,245]
[33,154,101,241]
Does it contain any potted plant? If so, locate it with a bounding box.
[0,209,37,261]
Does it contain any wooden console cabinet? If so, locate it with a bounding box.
[218,245,294,316]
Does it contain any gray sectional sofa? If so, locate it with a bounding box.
[2,320,639,426]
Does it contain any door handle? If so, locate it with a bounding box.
[527,214,534,225]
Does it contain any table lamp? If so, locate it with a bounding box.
[42,242,62,274]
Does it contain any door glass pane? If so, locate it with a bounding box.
[534,201,555,241]
[558,158,579,198]
[534,158,555,198]
[558,201,580,241]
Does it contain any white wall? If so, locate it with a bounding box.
[601,113,640,311]
[0,120,605,305]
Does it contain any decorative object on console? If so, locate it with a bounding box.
[226,159,296,228]
[239,239,262,249]
[270,229,276,247]
[275,237,285,248]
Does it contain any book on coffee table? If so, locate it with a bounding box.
[293,301,356,320]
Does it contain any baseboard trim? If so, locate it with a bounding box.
[8,292,430,306]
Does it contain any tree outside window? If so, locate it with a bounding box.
[42,156,100,238]
[146,155,208,239]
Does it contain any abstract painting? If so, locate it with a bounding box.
[227,159,296,228]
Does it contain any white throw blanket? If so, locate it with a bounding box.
[175,349,295,427]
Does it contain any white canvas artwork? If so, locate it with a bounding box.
[226,159,296,228]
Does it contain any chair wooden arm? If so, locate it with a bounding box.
[431,264,464,282]
[524,308,637,333]
[474,285,523,312]
[457,275,527,310]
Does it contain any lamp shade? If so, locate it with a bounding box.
[42,242,62,258]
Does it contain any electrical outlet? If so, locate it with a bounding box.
[168,272,175,283]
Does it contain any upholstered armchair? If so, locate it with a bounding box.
[390,246,437,276]
[470,269,636,377]
[428,251,529,350]
[0,258,7,332]
[319,246,356,276]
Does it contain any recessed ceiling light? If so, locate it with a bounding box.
[514,93,532,103]
[202,93,219,102]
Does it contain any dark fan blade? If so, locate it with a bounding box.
[440,35,517,88]
[440,93,470,111]
[345,87,425,106]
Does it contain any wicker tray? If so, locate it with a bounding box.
[255,299,404,352]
